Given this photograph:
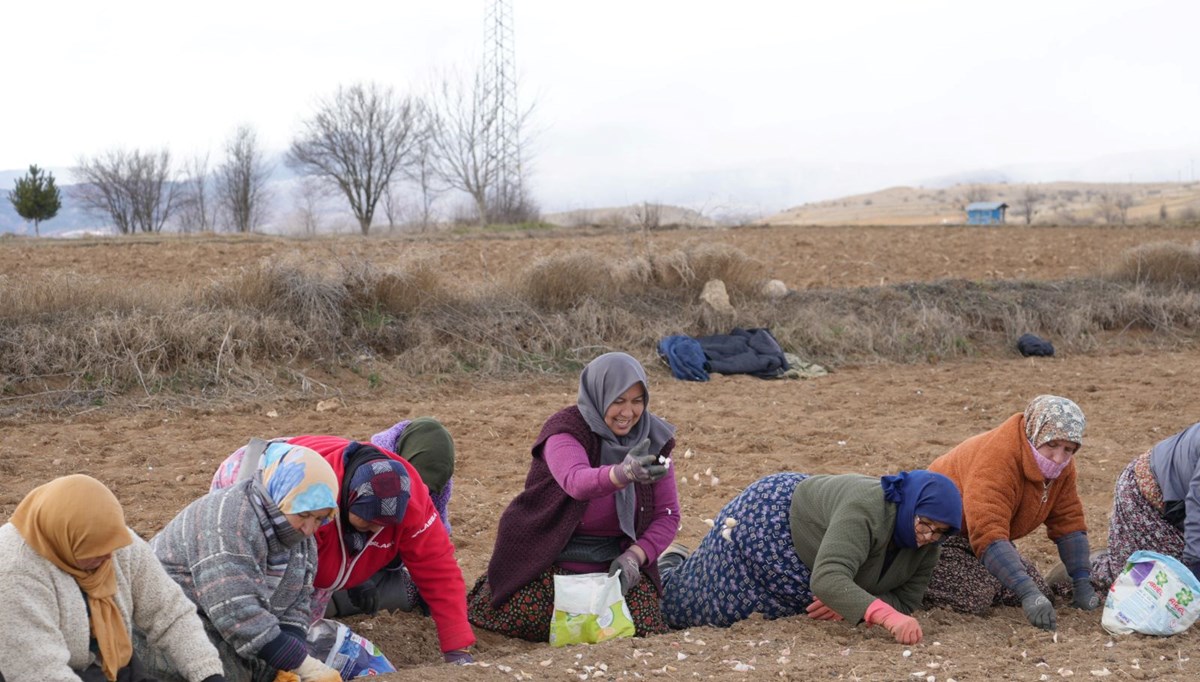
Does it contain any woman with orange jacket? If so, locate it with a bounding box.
[922,395,1102,630]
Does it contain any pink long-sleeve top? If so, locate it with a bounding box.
[544,433,680,572]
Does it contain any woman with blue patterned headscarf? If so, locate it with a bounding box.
[144,445,343,682]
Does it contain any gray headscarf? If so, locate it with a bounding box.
[576,352,676,540]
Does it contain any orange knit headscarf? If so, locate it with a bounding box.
[9,475,133,681]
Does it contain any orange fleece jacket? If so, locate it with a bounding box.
[928,412,1087,557]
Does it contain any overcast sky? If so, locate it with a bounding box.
[5,0,1199,214]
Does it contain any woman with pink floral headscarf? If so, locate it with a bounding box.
[922,395,1102,631]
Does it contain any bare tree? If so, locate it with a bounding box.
[288,82,420,235]
[74,149,180,234]
[380,182,402,230]
[1016,185,1042,225]
[631,201,663,232]
[216,125,273,233]
[426,69,497,226]
[428,69,538,227]
[963,184,990,203]
[1116,193,1134,224]
[1098,191,1134,224]
[403,104,447,230]
[177,153,217,233]
[291,175,332,236]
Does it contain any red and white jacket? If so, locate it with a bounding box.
[288,434,475,653]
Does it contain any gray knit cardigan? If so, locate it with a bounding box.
[150,479,316,663]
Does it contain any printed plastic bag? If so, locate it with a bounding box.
[549,572,635,647]
[1101,550,1200,636]
[307,618,397,677]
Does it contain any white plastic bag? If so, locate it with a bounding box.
[1101,550,1200,636]
[549,572,635,647]
[307,618,397,677]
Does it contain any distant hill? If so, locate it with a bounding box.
[760,181,1200,226]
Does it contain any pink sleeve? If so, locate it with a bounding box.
[545,433,622,500]
[634,458,681,563]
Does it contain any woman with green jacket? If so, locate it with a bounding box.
[659,470,961,644]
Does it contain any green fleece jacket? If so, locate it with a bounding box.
[789,474,941,623]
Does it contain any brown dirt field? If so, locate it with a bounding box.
[3,225,1200,681]
[1,223,1197,290]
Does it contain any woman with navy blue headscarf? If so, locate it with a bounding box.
[659,470,961,644]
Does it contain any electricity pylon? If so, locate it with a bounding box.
[484,0,523,218]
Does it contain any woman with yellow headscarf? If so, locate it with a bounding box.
[0,474,225,682]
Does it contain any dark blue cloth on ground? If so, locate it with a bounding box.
[658,335,710,381]
[1017,333,1055,357]
[696,327,789,379]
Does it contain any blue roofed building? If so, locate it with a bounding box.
[966,201,1008,225]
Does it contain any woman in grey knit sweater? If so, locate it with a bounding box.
[146,444,343,682]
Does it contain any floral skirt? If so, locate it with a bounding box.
[1092,452,1185,591]
[659,472,814,628]
[467,565,669,642]
[922,535,1055,614]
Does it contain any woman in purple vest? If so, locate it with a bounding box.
[466,352,680,641]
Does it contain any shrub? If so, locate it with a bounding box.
[649,244,763,298]
[1107,242,1200,288]
[519,252,616,311]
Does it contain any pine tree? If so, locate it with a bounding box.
[8,164,62,237]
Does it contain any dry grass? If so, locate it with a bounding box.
[519,252,617,311]
[2,242,1200,409]
[647,244,764,299]
[1106,240,1200,288]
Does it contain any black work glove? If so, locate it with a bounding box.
[348,578,381,615]
[608,549,642,595]
[615,439,667,485]
[1071,577,1102,610]
[1021,592,1057,631]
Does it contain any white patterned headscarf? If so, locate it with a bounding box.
[1023,395,1085,449]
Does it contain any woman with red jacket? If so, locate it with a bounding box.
[213,435,475,664]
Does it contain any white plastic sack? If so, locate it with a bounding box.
[549,572,635,647]
[1101,550,1200,636]
[307,618,397,677]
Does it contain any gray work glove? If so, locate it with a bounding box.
[1021,593,1057,631]
[615,439,667,485]
[608,549,642,595]
[1071,577,1102,610]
